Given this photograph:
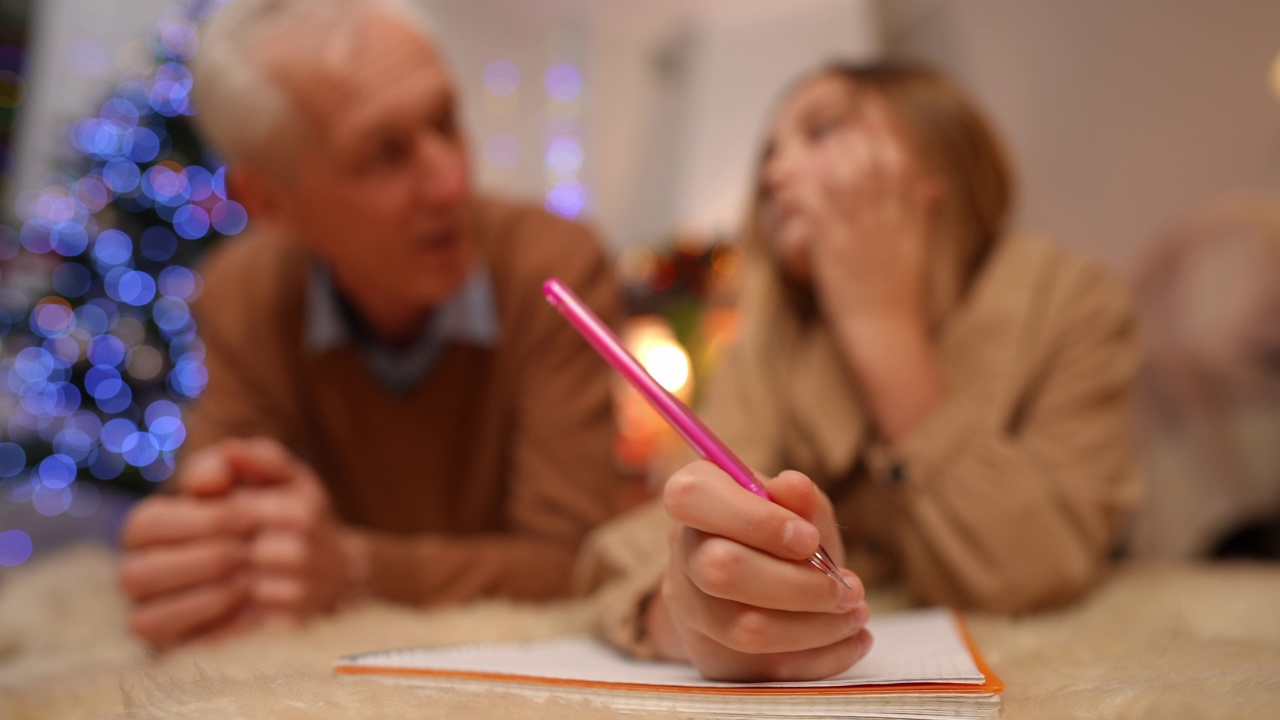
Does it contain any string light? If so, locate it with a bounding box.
[543,28,587,220]
[0,0,238,565]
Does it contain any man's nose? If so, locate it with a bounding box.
[413,135,468,207]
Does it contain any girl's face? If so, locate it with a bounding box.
[758,73,925,281]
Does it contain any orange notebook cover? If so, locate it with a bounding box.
[335,608,1003,719]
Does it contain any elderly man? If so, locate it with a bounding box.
[118,0,623,648]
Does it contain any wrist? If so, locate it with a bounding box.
[834,308,929,344]
[336,526,372,608]
[830,314,945,444]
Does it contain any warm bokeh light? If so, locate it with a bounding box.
[624,316,692,396]
[640,340,691,395]
[612,316,696,483]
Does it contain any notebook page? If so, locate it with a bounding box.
[337,607,985,689]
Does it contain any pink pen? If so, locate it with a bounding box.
[543,278,848,588]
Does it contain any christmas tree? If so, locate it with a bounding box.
[0,0,240,562]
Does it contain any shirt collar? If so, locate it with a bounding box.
[305,261,500,391]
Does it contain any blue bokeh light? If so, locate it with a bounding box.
[100,97,140,129]
[100,418,138,453]
[95,381,133,414]
[545,179,586,219]
[85,365,124,399]
[73,175,112,212]
[122,432,160,467]
[19,221,54,254]
[89,449,125,480]
[68,411,104,442]
[140,455,175,483]
[0,530,33,567]
[149,62,194,116]
[52,262,93,297]
[152,297,191,332]
[49,221,90,257]
[484,60,520,97]
[186,166,214,201]
[212,167,227,199]
[546,135,584,176]
[103,158,141,193]
[140,226,178,261]
[158,265,198,300]
[2,474,35,503]
[145,399,181,426]
[544,63,583,101]
[43,337,80,366]
[149,415,186,452]
[210,200,248,235]
[54,427,94,464]
[31,303,76,339]
[0,443,26,478]
[33,484,74,517]
[169,358,208,397]
[93,228,133,265]
[127,127,162,163]
[173,204,210,239]
[37,454,77,489]
[75,118,124,159]
[105,267,157,306]
[88,333,127,367]
[14,347,55,383]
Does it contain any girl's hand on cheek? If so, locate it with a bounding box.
[805,114,936,334]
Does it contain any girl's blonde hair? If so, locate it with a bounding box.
[733,61,1016,399]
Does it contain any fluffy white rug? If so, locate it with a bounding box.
[1,545,1277,719]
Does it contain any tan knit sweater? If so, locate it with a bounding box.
[185,197,625,606]
[577,236,1142,655]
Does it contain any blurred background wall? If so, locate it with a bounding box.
[14,0,1280,257]
[881,0,1280,271]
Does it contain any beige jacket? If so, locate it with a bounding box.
[576,235,1142,656]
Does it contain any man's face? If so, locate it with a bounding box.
[263,12,472,313]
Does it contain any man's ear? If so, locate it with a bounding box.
[227,166,290,235]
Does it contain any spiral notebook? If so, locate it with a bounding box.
[334,607,1003,719]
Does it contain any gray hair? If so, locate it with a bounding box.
[191,0,436,172]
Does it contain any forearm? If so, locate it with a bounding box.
[832,314,945,444]
[888,428,1124,612]
[355,529,579,606]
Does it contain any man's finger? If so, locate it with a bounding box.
[120,536,248,600]
[249,528,309,573]
[233,484,323,532]
[121,496,253,548]
[225,436,306,486]
[129,573,252,649]
[252,572,308,610]
[176,444,237,497]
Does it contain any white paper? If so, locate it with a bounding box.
[336,607,985,689]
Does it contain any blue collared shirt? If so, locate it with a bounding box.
[305,262,501,393]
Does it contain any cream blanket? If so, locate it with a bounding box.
[1,545,1277,719]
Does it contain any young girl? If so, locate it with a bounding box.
[579,62,1141,682]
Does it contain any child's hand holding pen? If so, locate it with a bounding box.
[642,461,872,682]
